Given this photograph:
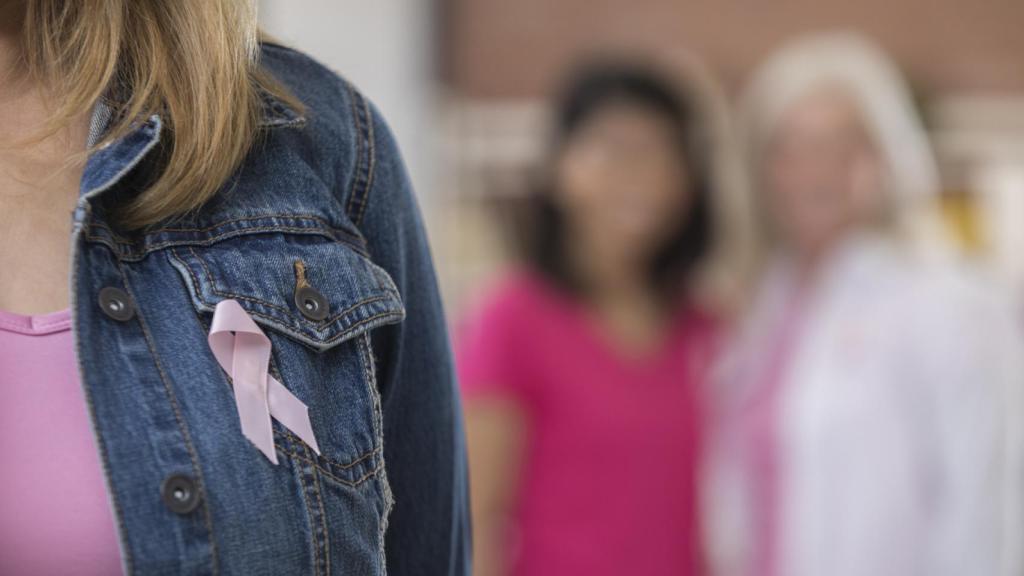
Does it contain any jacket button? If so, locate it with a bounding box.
[98,287,135,321]
[161,474,201,515]
[294,286,329,321]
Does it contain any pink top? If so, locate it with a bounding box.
[456,272,717,576]
[745,291,806,573]
[733,287,807,576]
[0,308,123,575]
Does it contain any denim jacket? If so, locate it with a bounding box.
[71,42,469,575]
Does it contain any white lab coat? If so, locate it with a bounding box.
[705,234,1024,576]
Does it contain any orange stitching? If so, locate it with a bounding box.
[319,309,402,345]
[85,226,368,261]
[90,212,361,239]
[345,82,367,222]
[217,292,394,343]
[316,294,392,329]
[311,459,331,576]
[358,332,394,570]
[356,94,376,225]
[290,423,331,576]
[168,248,204,305]
[327,446,380,471]
[294,450,322,575]
[187,246,293,315]
[85,230,364,263]
[284,450,382,488]
[171,248,401,352]
[280,427,382,472]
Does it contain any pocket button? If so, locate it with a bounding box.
[295,286,329,321]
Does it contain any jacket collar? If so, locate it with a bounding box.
[77,84,305,210]
[256,85,306,128]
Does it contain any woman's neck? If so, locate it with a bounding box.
[0,9,92,314]
[569,234,655,304]
[789,228,878,288]
[567,237,675,358]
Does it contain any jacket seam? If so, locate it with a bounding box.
[357,333,393,572]
[293,445,324,576]
[295,456,322,575]
[310,447,331,576]
[273,349,330,576]
[343,82,375,227]
[186,244,398,328]
[85,225,368,260]
[356,93,376,226]
[171,246,400,347]
[279,424,382,474]
[187,246,294,315]
[343,80,365,223]
[94,213,362,240]
[282,450,383,488]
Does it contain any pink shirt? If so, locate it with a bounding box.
[737,289,807,576]
[0,308,123,575]
[456,272,716,576]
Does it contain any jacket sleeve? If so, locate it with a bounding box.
[343,87,471,575]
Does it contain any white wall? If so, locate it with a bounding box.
[258,1,437,201]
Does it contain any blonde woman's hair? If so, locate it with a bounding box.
[19,0,303,229]
[731,31,951,285]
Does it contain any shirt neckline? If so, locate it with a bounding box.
[0,308,73,336]
[523,271,700,371]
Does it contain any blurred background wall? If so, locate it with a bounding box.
[443,0,1024,95]
[258,0,439,204]
[260,0,1024,319]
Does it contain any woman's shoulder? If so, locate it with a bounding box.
[454,269,563,393]
[177,41,425,280]
[258,41,361,126]
[245,42,405,230]
[461,268,565,327]
[256,40,375,169]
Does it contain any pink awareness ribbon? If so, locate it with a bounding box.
[208,299,321,464]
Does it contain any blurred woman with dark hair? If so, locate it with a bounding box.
[456,59,727,576]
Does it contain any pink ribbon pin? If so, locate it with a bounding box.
[208,299,321,464]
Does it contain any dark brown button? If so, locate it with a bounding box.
[294,286,329,321]
[98,287,135,321]
[161,474,200,515]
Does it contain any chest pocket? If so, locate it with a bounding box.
[168,230,404,485]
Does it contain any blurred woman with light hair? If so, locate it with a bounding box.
[704,32,1023,576]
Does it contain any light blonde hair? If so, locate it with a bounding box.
[731,32,951,288]
[19,0,303,229]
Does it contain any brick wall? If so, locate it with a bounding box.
[441,0,1024,98]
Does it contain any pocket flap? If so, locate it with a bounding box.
[169,234,404,351]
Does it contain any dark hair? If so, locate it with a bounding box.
[520,60,714,304]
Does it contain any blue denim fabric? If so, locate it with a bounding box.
[70,42,470,575]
